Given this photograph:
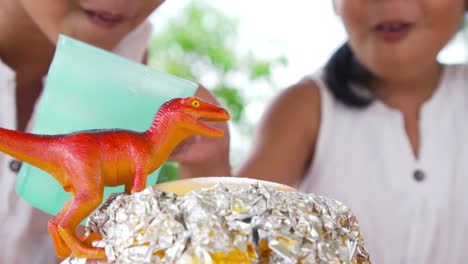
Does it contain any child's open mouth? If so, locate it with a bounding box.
[373,22,413,42]
[83,9,125,28]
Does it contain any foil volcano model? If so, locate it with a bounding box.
[62,178,371,264]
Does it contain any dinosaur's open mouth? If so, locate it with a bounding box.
[191,109,230,137]
[198,116,229,122]
[196,118,228,137]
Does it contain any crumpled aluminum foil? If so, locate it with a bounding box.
[62,183,371,264]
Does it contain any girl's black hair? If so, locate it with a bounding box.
[324,42,374,108]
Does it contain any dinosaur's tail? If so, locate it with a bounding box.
[0,127,60,173]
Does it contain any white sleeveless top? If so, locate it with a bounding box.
[0,21,152,264]
[300,64,468,264]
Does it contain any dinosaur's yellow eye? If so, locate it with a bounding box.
[192,100,200,107]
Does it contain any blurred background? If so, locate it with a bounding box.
[148,0,468,179]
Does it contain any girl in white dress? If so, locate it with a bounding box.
[173,1,468,263]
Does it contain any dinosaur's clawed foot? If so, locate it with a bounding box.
[48,222,72,258]
[80,232,103,246]
[59,227,106,259]
[74,246,106,259]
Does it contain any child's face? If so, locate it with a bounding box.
[19,0,164,50]
[334,0,465,79]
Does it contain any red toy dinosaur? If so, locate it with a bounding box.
[0,96,229,259]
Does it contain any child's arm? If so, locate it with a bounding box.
[235,79,321,187]
[170,80,321,188]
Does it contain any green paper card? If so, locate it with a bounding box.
[16,35,197,216]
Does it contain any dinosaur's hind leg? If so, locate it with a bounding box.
[58,187,106,259]
[48,198,73,258]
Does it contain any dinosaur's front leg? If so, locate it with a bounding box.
[58,188,106,259]
[130,168,147,193]
[48,198,73,258]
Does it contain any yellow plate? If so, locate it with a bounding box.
[153,177,296,195]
